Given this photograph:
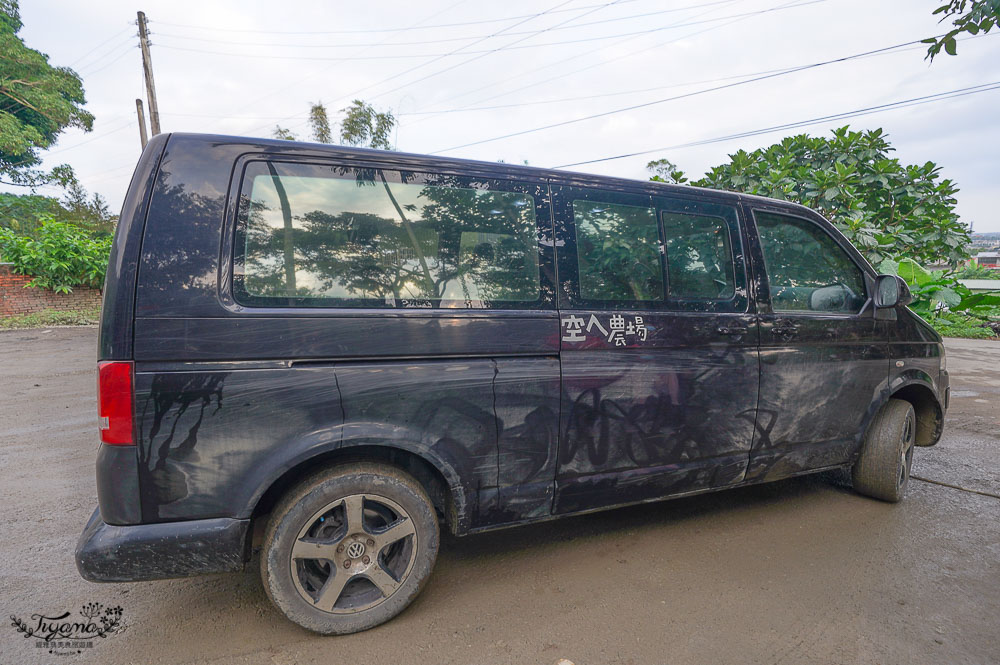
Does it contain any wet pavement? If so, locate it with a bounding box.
[1,328,997,665]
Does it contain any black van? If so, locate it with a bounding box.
[76,133,949,634]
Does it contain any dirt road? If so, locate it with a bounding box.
[1,328,997,665]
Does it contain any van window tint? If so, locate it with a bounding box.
[755,211,866,313]
[573,200,663,302]
[237,165,540,308]
[662,212,735,300]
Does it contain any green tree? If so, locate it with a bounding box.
[309,102,332,143]
[645,158,688,185]
[339,100,395,150]
[924,0,999,60]
[669,126,969,267]
[0,0,94,187]
[61,177,116,236]
[271,125,297,141]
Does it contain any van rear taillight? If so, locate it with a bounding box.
[98,361,134,445]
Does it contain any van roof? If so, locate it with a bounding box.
[167,132,818,217]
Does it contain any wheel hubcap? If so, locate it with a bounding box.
[289,493,417,614]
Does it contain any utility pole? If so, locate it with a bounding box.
[137,11,160,135]
[135,99,148,149]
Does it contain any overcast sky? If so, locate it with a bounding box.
[13,0,1000,232]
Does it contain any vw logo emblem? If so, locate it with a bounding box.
[346,541,366,558]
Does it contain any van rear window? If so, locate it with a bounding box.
[234,163,541,308]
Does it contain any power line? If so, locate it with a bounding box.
[79,43,137,77]
[149,0,745,49]
[400,0,769,126]
[405,31,996,118]
[68,26,133,67]
[251,0,584,137]
[151,3,806,63]
[152,0,649,35]
[429,29,909,154]
[206,0,483,137]
[365,0,626,104]
[551,82,1000,168]
[74,33,136,74]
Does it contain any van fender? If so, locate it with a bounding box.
[239,422,471,531]
[854,370,944,456]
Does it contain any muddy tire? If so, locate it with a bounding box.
[852,399,916,503]
[260,463,439,635]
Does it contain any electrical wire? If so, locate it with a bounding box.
[151,3,812,63]
[430,15,906,154]
[551,82,1000,168]
[152,0,651,35]
[149,0,751,49]
[400,0,758,126]
[68,26,133,67]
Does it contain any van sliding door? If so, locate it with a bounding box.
[552,186,758,514]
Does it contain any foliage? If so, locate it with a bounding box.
[924,0,1000,60]
[0,178,115,238]
[271,125,297,141]
[674,126,970,267]
[879,257,1000,337]
[0,306,100,328]
[646,158,688,185]
[0,0,94,187]
[309,102,332,143]
[930,310,1000,338]
[60,178,116,235]
[955,262,999,278]
[339,100,395,150]
[0,218,111,292]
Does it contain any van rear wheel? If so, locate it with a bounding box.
[260,463,439,634]
[852,399,916,503]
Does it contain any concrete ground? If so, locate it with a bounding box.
[1,328,997,665]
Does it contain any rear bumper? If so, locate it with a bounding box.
[75,508,249,582]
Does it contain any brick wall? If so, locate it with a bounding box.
[0,264,102,318]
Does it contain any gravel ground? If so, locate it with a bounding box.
[1,328,997,665]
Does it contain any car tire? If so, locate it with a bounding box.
[851,399,916,503]
[260,462,439,635]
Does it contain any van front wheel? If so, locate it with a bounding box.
[852,399,916,503]
[260,463,440,634]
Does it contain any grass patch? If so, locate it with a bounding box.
[0,307,100,329]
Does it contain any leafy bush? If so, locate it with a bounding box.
[657,126,971,267]
[955,262,1000,279]
[0,218,112,292]
[879,257,1000,338]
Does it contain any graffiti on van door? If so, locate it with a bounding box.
[561,314,648,346]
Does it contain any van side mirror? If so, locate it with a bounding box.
[875,274,911,308]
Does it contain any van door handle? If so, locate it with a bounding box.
[772,323,800,338]
[717,325,748,335]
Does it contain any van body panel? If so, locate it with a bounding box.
[494,356,561,522]
[134,366,341,522]
[132,314,558,361]
[99,133,169,360]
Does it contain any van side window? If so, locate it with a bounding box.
[235,163,542,308]
[573,200,664,302]
[755,211,866,313]
[662,212,735,300]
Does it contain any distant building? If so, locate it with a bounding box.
[974,251,1000,268]
[959,279,1000,293]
